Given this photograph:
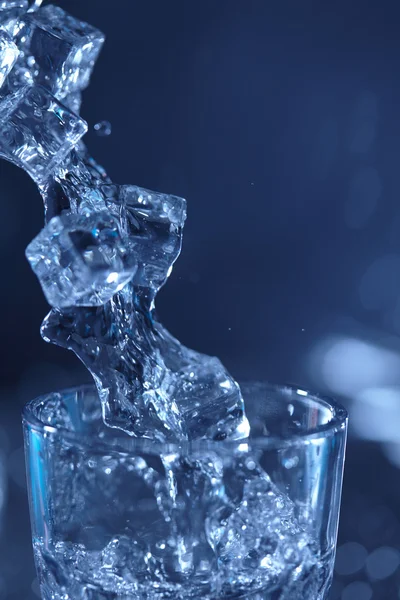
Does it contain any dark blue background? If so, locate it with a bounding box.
[2,1,400,598]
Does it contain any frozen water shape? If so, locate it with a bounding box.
[41,145,112,221]
[62,91,82,114]
[0,2,28,38]
[0,30,18,87]
[0,1,28,8]
[26,211,138,308]
[205,459,324,598]
[0,84,87,182]
[101,184,187,293]
[155,323,249,441]
[207,469,304,593]
[21,4,104,98]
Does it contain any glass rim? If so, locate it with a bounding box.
[22,382,348,453]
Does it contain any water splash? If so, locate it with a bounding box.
[0,2,248,442]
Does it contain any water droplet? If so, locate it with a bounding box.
[94,120,112,137]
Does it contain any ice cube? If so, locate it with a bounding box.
[41,144,112,219]
[206,462,314,596]
[101,535,147,582]
[62,91,82,114]
[0,85,87,182]
[0,0,27,9]
[0,30,18,87]
[26,211,137,308]
[100,184,187,293]
[25,4,104,97]
[155,323,249,441]
[0,2,28,38]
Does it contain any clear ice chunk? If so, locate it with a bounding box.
[0,2,28,38]
[25,4,104,98]
[0,30,18,88]
[62,90,82,115]
[40,144,112,221]
[101,184,187,293]
[26,211,138,308]
[206,461,316,596]
[0,1,27,8]
[43,181,187,283]
[155,323,249,441]
[0,84,87,182]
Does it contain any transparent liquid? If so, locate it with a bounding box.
[34,539,333,599]
[31,430,334,600]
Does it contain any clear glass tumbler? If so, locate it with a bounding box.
[23,383,347,600]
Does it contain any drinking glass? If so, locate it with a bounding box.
[23,382,347,599]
